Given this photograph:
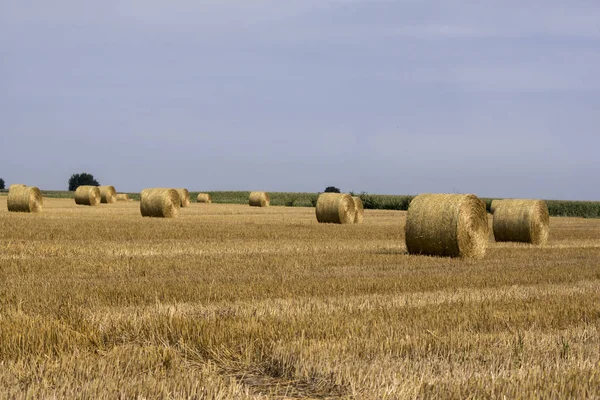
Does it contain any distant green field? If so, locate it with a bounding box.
[1,189,598,218]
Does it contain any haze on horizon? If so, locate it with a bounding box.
[1,1,599,200]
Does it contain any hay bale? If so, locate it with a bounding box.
[140,188,180,218]
[197,193,212,203]
[249,191,270,207]
[74,186,101,206]
[8,184,26,190]
[7,185,43,213]
[176,188,190,207]
[98,185,117,204]
[492,199,549,245]
[315,193,356,224]
[116,193,130,201]
[405,193,488,259]
[352,196,364,224]
[490,199,500,214]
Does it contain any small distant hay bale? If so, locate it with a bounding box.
[74,186,101,206]
[140,188,180,218]
[176,188,190,207]
[98,185,117,204]
[352,196,364,224]
[405,193,488,259]
[490,199,500,214]
[315,193,356,224]
[7,185,43,213]
[492,199,549,245]
[116,193,130,201]
[197,193,212,203]
[249,191,270,207]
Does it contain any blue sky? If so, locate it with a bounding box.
[1,1,599,200]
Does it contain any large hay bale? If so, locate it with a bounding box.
[492,199,549,245]
[74,186,101,206]
[490,199,500,214]
[7,185,43,213]
[116,193,130,201]
[140,188,180,218]
[405,193,488,259]
[315,193,356,224]
[197,193,212,203]
[352,196,364,224]
[249,191,270,207]
[176,188,190,207]
[98,185,117,204]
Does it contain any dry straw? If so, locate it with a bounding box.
[492,199,549,245]
[116,193,130,201]
[74,186,101,206]
[140,188,180,218]
[176,188,190,207]
[352,196,364,224]
[490,199,500,214]
[405,193,488,259]
[7,185,43,213]
[197,193,212,203]
[315,193,356,224]
[98,185,117,204]
[249,191,270,207]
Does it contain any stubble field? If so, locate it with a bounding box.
[1,197,599,399]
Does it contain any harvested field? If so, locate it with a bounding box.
[0,197,599,398]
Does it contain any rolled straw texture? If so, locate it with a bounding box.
[99,186,117,204]
[352,196,364,224]
[492,199,549,245]
[7,185,43,213]
[490,200,500,214]
[197,193,212,203]
[405,193,488,259]
[315,193,356,224]
[74,186,101,206]
[116,193,130,201]
[249,191,270,207]
[140,188,180,218]
[176,189,190,207]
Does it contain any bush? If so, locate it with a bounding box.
[0,178,4,190]
[324,186,341,193]
[68,173,100,191]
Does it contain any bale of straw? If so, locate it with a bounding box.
[405,193,488,259]
[116,193,130,201]
[352,196,364,224]
[140,188,180,218]
[176,188,190,207]
[7,185,43,213]
[490,199,500,214]
[315,193,356,224]
[8,184,26,190]
[74,186,101,206]
[492,199,549,245]
[197,193,212,203]
[98,185,117,204]
[249,191,270,207]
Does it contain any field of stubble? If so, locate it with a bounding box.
[1,197,599,399]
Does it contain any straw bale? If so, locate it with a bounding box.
[315,193,356,224]
[7,185,43,213]
[249,191,270,207]
[74,186,101,206]
[116,193,130,201]
[405,193,488,259]
[352,196,364,224]
[99,185,117,204]
[197,193,212,203]
[492,199,549,245]
[490,199,500,214]
[176,188,190,207]
[140,188,180,218]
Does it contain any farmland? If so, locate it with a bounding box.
[1,197,600,398]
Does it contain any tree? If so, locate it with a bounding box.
[68,173,100,191]
[0,178,4,190]
[324,186,341,193]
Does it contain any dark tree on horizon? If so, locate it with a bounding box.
[324,186,341,193]
[68,173,100,191]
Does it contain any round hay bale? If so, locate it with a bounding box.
[116,193,130,201]
[140,188,180,218]
[490,199,500,214]
[74,186,101,206]
[315,193,356,224]
[352,196,364,224]
[7,185,43,213]
[8,184,26,190]
[492,199,549,245]
[197,193,212,203]
[176,188,190,208]
[98,185,117,204]
[405,193,488,259]
[249,191,270,207]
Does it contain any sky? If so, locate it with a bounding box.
[1,1,599,200]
